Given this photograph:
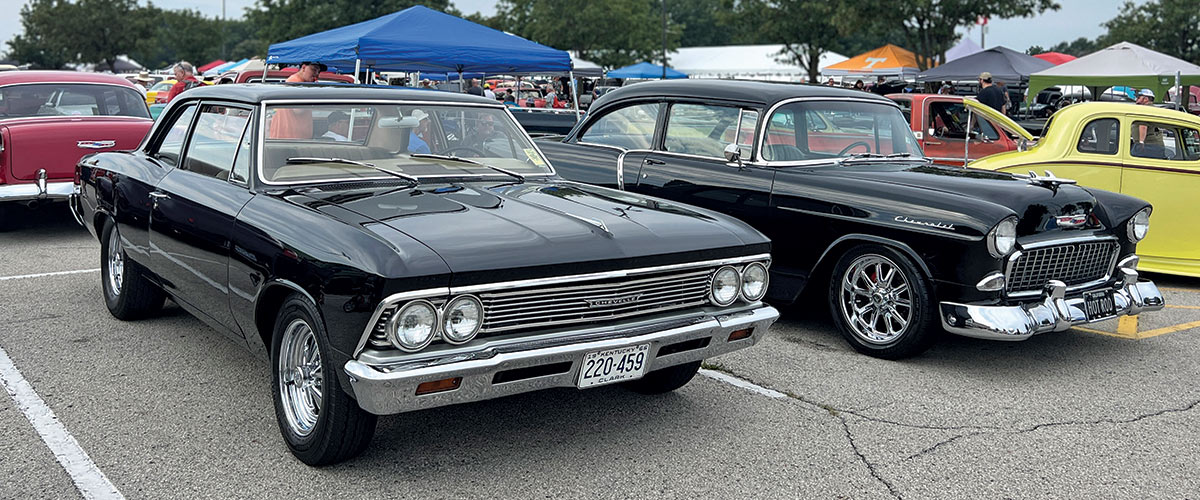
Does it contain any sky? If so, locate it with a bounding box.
[2,0,1136,59]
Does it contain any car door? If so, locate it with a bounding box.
[149,102,256,336]
[1048,116,1124,192]
[1119,117,1200,266]
[537,100,662,189]
[923,98,1015,165]
[635,101,773,229]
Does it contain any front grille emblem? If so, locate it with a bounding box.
[1055,214,1088,228]
[587,294,642,308]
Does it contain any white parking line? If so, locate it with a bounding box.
[699,368,787,399]
[0,345,124,500]
[0,269,100,281]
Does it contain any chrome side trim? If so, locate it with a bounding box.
[615,148,655,190]
[778,205,978,241]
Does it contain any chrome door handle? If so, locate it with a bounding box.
[149,192,170,200]
[644,158,665,165]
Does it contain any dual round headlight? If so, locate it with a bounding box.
[1127,207,1150,242]
[386,295,484,351]
[987,217,1018,258]
[710,263,770,306]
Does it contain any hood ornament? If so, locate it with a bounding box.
[1023,170,1077,189]
[1054,214,1089,228]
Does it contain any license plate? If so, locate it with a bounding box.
[577,344,650,389]
[1084,289,1116,320]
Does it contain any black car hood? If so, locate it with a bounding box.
[288,179,767,280]
[821,163,1102,235]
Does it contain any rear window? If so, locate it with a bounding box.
[0,83,149,119]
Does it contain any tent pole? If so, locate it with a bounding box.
[459,71,464,92]
[570,70,580,119]
[353,59,361,84]
[261,61,268,81]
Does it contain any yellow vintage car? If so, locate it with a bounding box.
[971,102,1199,277]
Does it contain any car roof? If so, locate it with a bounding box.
[0,70,141,88]
[179,83,502,106]
[599,80,895,107]
[1051,101,1200,124]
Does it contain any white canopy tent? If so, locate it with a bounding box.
[669,44,847,82]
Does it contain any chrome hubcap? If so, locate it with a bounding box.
[278,318,323,437]
[840,255,913,345]
[106,227,124,297]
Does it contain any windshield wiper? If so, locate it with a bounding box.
[838,152,922,165]
[409,153,525,183]
[286,157,419,184]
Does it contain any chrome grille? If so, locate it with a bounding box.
[478,268,714,335]
[1006,240,1118,295]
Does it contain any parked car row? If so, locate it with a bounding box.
[0,70,1184,465]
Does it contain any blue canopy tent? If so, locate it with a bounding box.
[267,6,572,76]
[608,62,688,79]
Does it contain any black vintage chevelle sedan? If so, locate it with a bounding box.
[69,84,778,465]
[537,80,1165,359]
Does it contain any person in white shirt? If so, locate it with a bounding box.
[483,83,496,100]
[322,111,350,141]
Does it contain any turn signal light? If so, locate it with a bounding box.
[415,377,462,395]
[727,328,754,341]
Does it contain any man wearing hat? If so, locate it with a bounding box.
[288,61,327,83]
[976,72,1006,114]
[132,71,154,90]
[1135,88,1156,106]
[1133,89,1165,157]
[407,109,432,154]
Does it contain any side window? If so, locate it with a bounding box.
[762,109,798,160]
[664,103,741,158]
[928,101,996,140]
[155,104,198,167]
[182,105,251,180]
[1076,118,1119,155]
[893,98,912,123]
[1131,120,1188,161]
[579,102,660,149]
[1181,127,1200,160]
[736,110,759,158]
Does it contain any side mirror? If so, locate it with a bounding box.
[723,143,742,166]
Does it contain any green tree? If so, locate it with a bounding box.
[6,0,76,69]
[732,0,852,82]
[491,0,681,69]
[859,0,1060,69]
[245,0,456,45]
[1101,0,1200,63]
[1044,37,1100,57]
[128,7,225,70]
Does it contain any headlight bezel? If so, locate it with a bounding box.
[387,299,439,352]
[987,216,1019,258]
[739,262,769,302]
[1127,207,1150,242]
[442,294,484,345]
[710,265,742,307]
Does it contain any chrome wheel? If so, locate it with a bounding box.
[106,226,124,297]
[278,318,323,437]
[839,254,913,345]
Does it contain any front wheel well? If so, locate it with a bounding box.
[805,236,934,300]
[254,285,295,350]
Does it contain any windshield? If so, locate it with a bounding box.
[0,83,150,119]
[761,100,923,162]
[150,81,173,93]
[260,103,552,184]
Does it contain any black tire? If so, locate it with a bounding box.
[100,219,165,320]
[827,244,938,359]
[271,295,376,466]
[624,360,701,395]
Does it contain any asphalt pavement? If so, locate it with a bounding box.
[1,206,1198,499]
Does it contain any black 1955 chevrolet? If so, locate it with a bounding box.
[537,80,1165,359]
[70,84,778,465]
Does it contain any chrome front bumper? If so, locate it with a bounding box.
[940,269,1165,341]
[344,305,779,415]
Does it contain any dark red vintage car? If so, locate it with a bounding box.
[0,71,152,229]
[887,93,1033,166]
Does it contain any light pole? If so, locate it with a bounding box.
[661,0,667,80]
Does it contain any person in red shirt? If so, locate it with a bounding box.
[269,62,327,139]
[165,61,200,102]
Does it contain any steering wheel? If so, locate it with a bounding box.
[838,141,872,156]
[440,145,488,157]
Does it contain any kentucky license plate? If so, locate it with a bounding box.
[1084,289,1116,320]
[577,344,650,389]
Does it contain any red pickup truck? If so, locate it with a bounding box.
[1,71,153,229]
[887,93,1033,166]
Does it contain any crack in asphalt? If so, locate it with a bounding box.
[704,361,1200,493]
